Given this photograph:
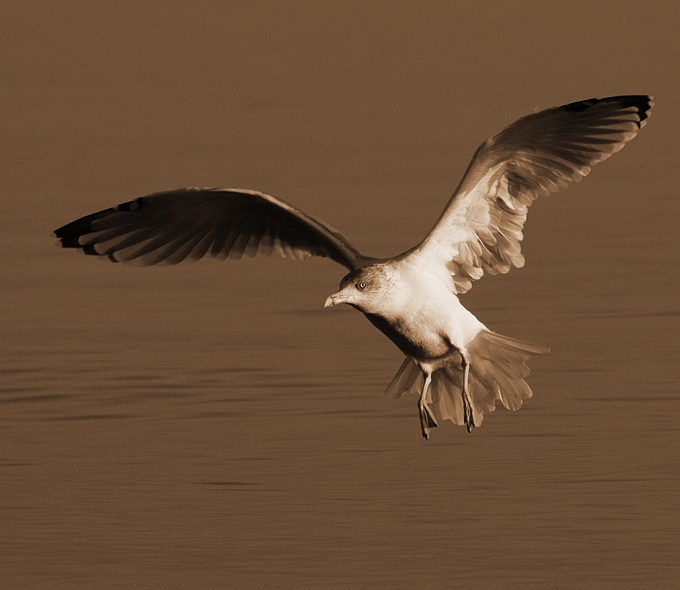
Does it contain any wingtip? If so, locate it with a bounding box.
[638,95,654,127]
[53,226,80,249]
[613,94,654,128]
[561,94,654,128]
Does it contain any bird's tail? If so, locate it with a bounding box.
[384,330,549,428]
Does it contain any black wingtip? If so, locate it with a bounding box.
[606,94,653,127]
[53,197,146,250]
[54,221,86,249]
[54,216,96,250]
[561,95,653,127]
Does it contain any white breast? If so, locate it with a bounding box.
[392,257,486,351]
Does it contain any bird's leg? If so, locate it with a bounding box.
[461,354,475,433]
[418,372,438,440]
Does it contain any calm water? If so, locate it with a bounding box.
[2,3,679,588]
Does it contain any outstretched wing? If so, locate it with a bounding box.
[54,187,365,270]
[410,95,653,293]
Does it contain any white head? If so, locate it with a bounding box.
[324,264,398,315]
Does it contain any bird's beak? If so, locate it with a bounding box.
[324,289,352,308]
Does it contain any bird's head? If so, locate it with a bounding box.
[324,264,396,315]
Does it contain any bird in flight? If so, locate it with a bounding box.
[55,95,652,439]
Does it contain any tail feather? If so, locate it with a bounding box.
[430,367,470,426]
[467,330,548,415]
[384,330,549,428]
[384,356,423,399]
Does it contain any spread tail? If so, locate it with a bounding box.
[384,330,549,428]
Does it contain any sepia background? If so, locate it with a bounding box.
[2,1,679,587]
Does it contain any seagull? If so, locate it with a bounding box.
[54,95,653,439]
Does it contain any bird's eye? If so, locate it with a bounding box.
[357,281,367,290]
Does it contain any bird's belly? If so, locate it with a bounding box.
[364,313,456,360]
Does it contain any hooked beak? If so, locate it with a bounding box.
[324,289,353,308]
